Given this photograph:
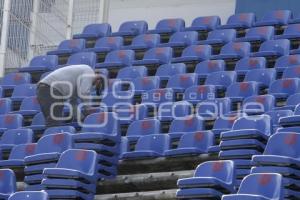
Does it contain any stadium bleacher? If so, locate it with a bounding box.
[0,7,300,200]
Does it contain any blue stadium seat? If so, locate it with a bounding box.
[61,52,97,68]
[0,143,36,168]
[0,98,11,115]
[184,16,220,33]
[269,78,300,100]
[10,84,36,102]
[197,29,236,46]
[26,112,45,133]
[277,93,300,110]
[47,39,86,55]
[165,131,214,156]
[266,110,293,131]
[235,26,274,43]
[205,71,237,91]
[251,39,290,58]
[195,60,225,83]
[177,160,235,199]
[225,82,259,103]
[244,69,276,89]
[196,98,232,119]
[141,88,175,105]
[183,85,216,104]
[155,63,186,81]
[0,169,16,199]
[116,66,147,80]
[157,101,192,122]
[95,50,135,69]
[147,18,185,36]
[122,134,170,159]
[275,24,300,41]
[19,55,58,73]
[0,73,31,92]
[166,73,198,93]
[101,92,133,110]
[0,114,23,136]
[85,36,123,53]
[222,173,284,200]
[11,97,40,116]
[282,65,300,79]
[43,126,75,137]
[168,116,204,140]
[111,21,148,37]
[123,34,160,50]
[115,104,149,125]
[211,42,251,61]
[212,114,238,137]
[73,23,111,39]
[254,10,292,27]
[219,13,255,29]
[290,13,300,24]
[42,149,98,200]
[235,57,266,81]
[290,43,300,55]
[126,119,160,142]
[131,76,160,94]
[0,129,33,154]
[8,191,48,200]
[278,104,300,128]
[242,95,275,115]
[159,31,198,48]
[274,54,300,75]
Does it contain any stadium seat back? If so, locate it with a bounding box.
[94,36,123,50]
[167,73,198,89]
[244,69,276,87]
[0,114,23,130]
[8,191,48,200]
[258,39,290,56]
[1,129,33,145]
[126,119,160,137]
[168,31,198,46]
[235,57,266,72]
[219,42,251,57]
[66,52,96,67]
[195,60,225,76]
[169,116,204,133]
[117,20,148,34]
[0,169,16,195]
[205,71,237,87]
[29,55,58,71]
[117,66,147,80]
[104,50,135,66]
[43,126,76,136]
[0,98,11,115]
[155,18,185,32]
[132,76,160,91]
[197,98,231,117]
[178,131,214,150]
[143,47,173,64]
[156,63,186,78]
[130,34,160,48]
[1,73,31,86]
[19,96,41,111]
[35,133,73,154]
[282,65,300,79]
[225,82,258,98]
[269,78,300,96]
[226,13,255,27]
[142,88,175,104]
[11,84,36,98]
[233,115,271,136]
[57,39,85,51]
[206,29,236,43]
[9,143,36,160]
[79,23,111,37]
[244,26,274,40]
[243,95,275,113]
[265,110,293,126]
[135,134,170,154]
[184,85,216,102]
[260,10,291,25]
[180,45,211,59]
[275,55,300,70]
[190,16,220,30]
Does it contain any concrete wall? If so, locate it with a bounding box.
[107,0,236,31]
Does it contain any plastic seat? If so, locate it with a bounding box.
[219,13,255,29]
[242,95,275,115]
[126,119,160,142]
[183,85,216,104]
[8,191,48,200]
[114,104,149,125]
[157,101,192,121]
[147,18,185,35]
[123,34,160,51]
[205,71,237,91]
[168,116,204,140]
[283,66,300,79]
[0,73,31,91]
[277,93,300,110]
[116,66,147,81]
[73,23,111,39]
[222,173,284,200]
[95,50,134,69]
[235,57,266,80]
[225,82,259,102]
[61,52,97,68]
[122,134,170,159]
[275,24,300,41]
[254,9,292,27]
[279,104,300,128]
[196,98,231,119]
[211,42,251,60]
[10,84,36,102]
[26,112,45,133]
[244,69,276,89]
[43,126,76,137]
[0,129,33,154]
[111,21,148,37]
[0,98,11,115]
[266,110,293,129]
[195,60,225,82]
[269,78,300,100]
[101,91,133,110]
[177,160,235,199]
[274,55,300,74]
[0,114,23,136]
[42,149,98,199]
[166,73,198,92]
[184,16,220,32]
[197,29,236,45]
[165,131,214,156]
[155,63,186,80]
[235,26,274,43]
[131,76,160,94]
[47,39,85,55]
[19,55,58,72]
[0,169,16,199]
[251,39,290,58]
[212,114,238,137]
[172,45,211,64]
[133,47,173,66]
[0,143,36,168]
[85,36,123,53]
[141,88,175,105]
[11,97,40,116]
[158,31,198,50]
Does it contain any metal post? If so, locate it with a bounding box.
[28,0,40,61]
[0,0,11,77]
[66,0,74,39]
[98,0,110,23]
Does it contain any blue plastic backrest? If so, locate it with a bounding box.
[213,114,238,130]
[143,47,173,64]
[245,26,274,40]
[115,104,148,122]
[260,9,292,25]
[169,116,204,133]
[219,42,250,57]
[194,160,235,185]
[269,78,300,95]
[117,66,147,80]
[155,18,185,32]
[29,55,58,70]
[57,39,85,51]
[130,34,160,48]
[264,132,300,159]
[166,73,198,89]
[126,119,160,137]
[244,69,276,87]
[195,60,225,75]
[158,101,192,118]
[155,63,186,78]
[226,82,259,98]
[238,173,283,200]
[8,191,48,200]
[265,110,293,125]
[11,84,36,98]
[94,36,123,50]
[286,93,300,106]
[117,20,148,34]
[56,149,97,176]
[180,45,211,60]
[197,98,231,117]
[43,126,76,136]
[19,96,40,111]
[142,88,175,104]
[205,71,237,87]
[191,16,220,30]
[0,169,16,194]
[275,55,300,69]
[233,115,271,136]
[206,29,236,42]
[283,23,300,35]
[184,85,216,101]
[133,76,160,91]
[243,95,275,112]
[283,66,300,79]
[9,143,36,160]
[31,112,45,126]
[80,23,111,37]
[226,13,255,27]
[135,134,170,154]
[1,129,33,145]
[81,112,119,135]
[66,52,96,68]
[0,114,23,130]
[178,131,214,151]
[258,39,290,56]
[0,98,11,115]
[35,133,73,154]
[104,50,134,66]
[1,73,31,86]
[101,91,133,107]
[168,31,198,45]
[235,57,266,72]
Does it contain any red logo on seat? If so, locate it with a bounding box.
[184,117,194,126]
[202,17,212,24]
[233,43,242,51]
[118,51,126,58]
[208,61,217,69]
[289,55,299,64]
[155,48,165,55]
[249,58,259,67]
[194,132,204,141]
[76,150,88,161]
[97,112,106,123]
[53,134,65,144]
[69,39,79,48]
[4,115,14,124]
[294,66,300,75]
[239,13,249,21]
[240,82,249,91]
[212,162,224,172]
[13,73,22,81]
[156,89,166,96]
[284,133,298,145]
[256,96,265,104]
[141,121,152,129]
[259,174,272,186]
[25,144,36,154]
[194,45,204,53]
[228,115,238,124]
[142,77,151,85]
[257,27,269,35]
[197,86,207,93]
[144,34,153,41]
[107,37,116,44]
[274,11,284,19]
[180,75,189,82]
[167,19,177,27]
[0,171,4,179]
[282,79,293,88]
